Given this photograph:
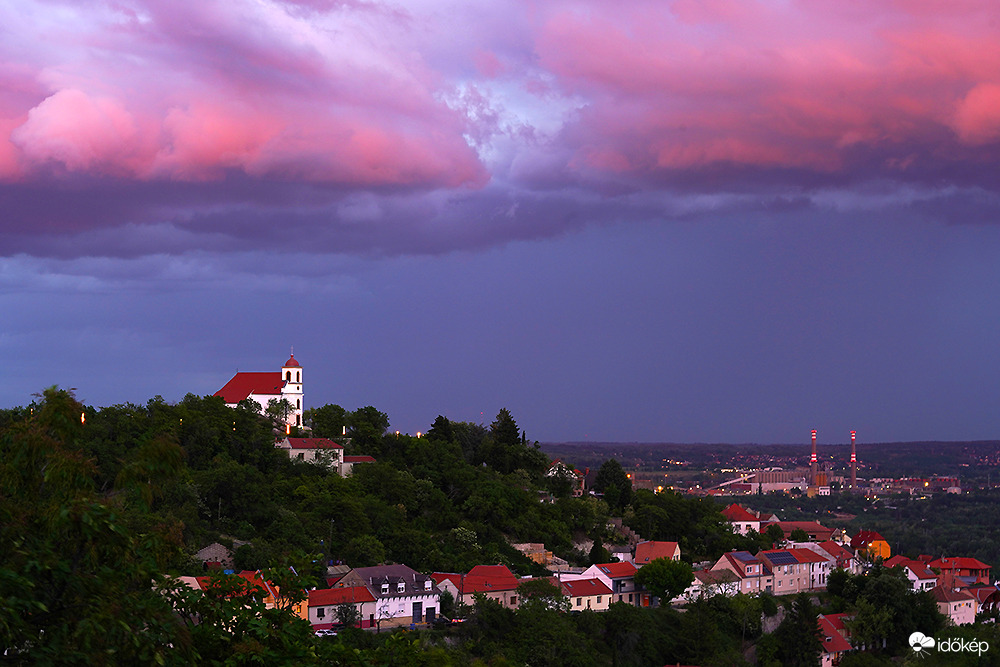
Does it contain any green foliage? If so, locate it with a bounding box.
[764,593,822,667]
[634,558,694,605]
[593,459,632,513]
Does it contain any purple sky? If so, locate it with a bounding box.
[3,0,1000,444]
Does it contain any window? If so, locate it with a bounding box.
[296,399,300,409]
[577,597,582,606]
[596,596,602,603]
[296,371,300,382]
[628,594,633,603]
[424,580,431,591]
[381,583,389,595]
[286,371,291,381]
[397,582,405,593]
[317,607,325,618]
[510,596,516,605]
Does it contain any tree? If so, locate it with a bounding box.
[766,593,822,667]
[336,602,360,627]
[763,523,785,547]
[790,527,809,542]
[305,403,348,438]
[634,558,694,605]
[516,577,570,613]
[593,459,633,513]
[266,397,294,427]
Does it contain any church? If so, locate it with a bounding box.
[214,353,304,428]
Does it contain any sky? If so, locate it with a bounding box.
[3,0,1000,444]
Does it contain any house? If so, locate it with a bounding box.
[928,556,992,587]
[546,460,586,497]
[816,541,862,575]
[215,353,303,429]
[967,585,999,616]
[335,564,440,627]
[787,547,833,591]
[195,570,308,620]
[308,586,377,629]
[850,530,890,561]
[766,521,835,543]
[572,562,642,606]
[634,540,681,565]
[884,556,937,592]
[559,577,613,612]
[682,569,740,602]
[431,565,521,609]
[758,550,811,596]
[341,455,376,476]
[818,614,853,667]
[711,551,774,595]
[277,437,343,468]
[721,504,761,535]
[932,585,976,625]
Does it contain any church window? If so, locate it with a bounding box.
[286,371,291,381]
[296,371,300,382]
[297,399,301,409]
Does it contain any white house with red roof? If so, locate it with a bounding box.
[928,556,992,587]
[277,437,343,467]
[559,577,613,612]
[308,586,377,629]
[215,353,304,428]
[431,565,521,609]
[571,562,642,606]
[884,555,938,592]
[721,504,761,535]
[818,614,853,667]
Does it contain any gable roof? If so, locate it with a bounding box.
[929,556,991,571]
[787,548,830,564]
[850,530,887,548]
[561,578,612,597]
[818,616,853,653]
[340,564,438,598]
[308,586,376,606]
[722,504,760,523]
[773,521,834,539]
[635,541,680,565]
[215,372,285,403]
[461,565,520,593]
[932,585,976,603]
[280,437,343,450]
[344,455,376,463]
[595,562,638,579]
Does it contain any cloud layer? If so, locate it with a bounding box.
[2,0,1000,260]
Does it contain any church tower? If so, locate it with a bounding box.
[281,352,303,428]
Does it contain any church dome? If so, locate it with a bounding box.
[284,354,300,367]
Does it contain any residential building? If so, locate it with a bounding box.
[932,586,976,625]
[546,460,586,497]
[336,564,440,627]
[721,504,761,535]
[711,551,773,595]
[787,547,833,591]
[758,550,810,596]
[277,437,343,468]
[884,556,937,592]
[850,530,890,561]
[431,565,521,609]
[818,614,853,667]
[559,577,612,612]
[634,540,681,565]
[215,353,303,428]
[682,569,740,602]
[308,586,377,629]
[928,556,992,587]
[573,562,642,606]
[341,454,376,476]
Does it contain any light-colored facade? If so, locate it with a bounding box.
[560,578,612,612]
[214,354,304,428]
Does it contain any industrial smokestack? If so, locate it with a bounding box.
[850,430,857,491]
[810,429,818,485]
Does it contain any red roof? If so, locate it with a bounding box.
[929,557,991,571]
[344,455,376,463]
[818,541,853,562]
[635,541,680,565]
[215,372,285,403]
[850,530,887,549]
[819,616,852,653]
[308,586,375,606]
[932,585,976,603]
[787,548,829,564]
[595,562,638,579]
[722,504,759,523]
[561,578,612,597]
[282,437,343,450]
[284,354,300,367]
[456,565,520,593]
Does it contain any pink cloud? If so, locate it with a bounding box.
[953,83,1000,145]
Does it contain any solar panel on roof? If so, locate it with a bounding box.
[767,551,798,565]
[732,552,757,562]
